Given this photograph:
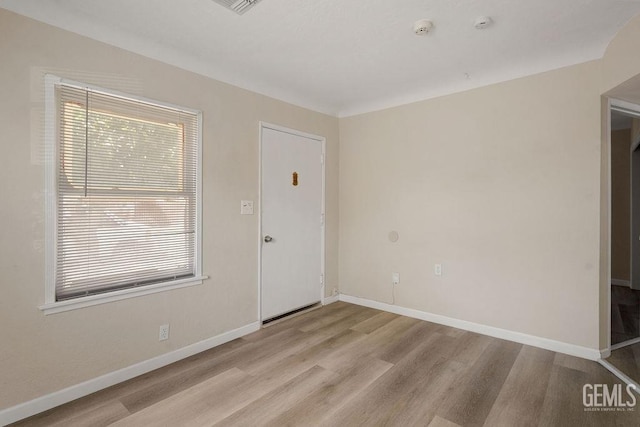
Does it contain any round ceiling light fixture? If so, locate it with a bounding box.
[413,19,434,35]
[474,16,493,29]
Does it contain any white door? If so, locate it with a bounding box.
[260,124,324,321]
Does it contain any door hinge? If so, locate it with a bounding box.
[320,274,324,285]
[320,213,325,225]
[321,154,325,165]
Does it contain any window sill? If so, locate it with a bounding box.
[39,276,208,315]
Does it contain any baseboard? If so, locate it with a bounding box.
[323,294,339,305]
[611,279,631,287]
[0,322,260,426]
[339,294,601,361]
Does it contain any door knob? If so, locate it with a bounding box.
[264,235,273,243]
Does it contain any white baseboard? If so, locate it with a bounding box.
[0,322,260,426]
[339,294,602,361]
[611,279,631,287]
[323,294,339,305]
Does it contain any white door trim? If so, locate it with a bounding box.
[258,122,326,323]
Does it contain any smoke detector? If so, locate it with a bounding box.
[474,16,493,29]
[413,19,434,36]
[211,0,262,15]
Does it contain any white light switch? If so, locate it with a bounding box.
[240,200,254,215]
[435,264,442,276]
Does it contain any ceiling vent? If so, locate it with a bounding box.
[211,0,263,15]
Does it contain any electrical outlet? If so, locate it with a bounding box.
[392,272,400,285]
[159,324,170,341]
[332,287,338,296]
[434,264,442,276]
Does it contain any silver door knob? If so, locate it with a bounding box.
[264,235,273,243]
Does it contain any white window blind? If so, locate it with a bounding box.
[53,82,200,301]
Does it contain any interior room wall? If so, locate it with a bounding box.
[0,9,339,410]
[611,129,631,282]
[633,118,640,145]
[339,60,602,349]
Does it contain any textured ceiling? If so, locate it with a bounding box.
[2,0,640,117]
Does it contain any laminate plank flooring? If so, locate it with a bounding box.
[482,346,555,427]
[607,342,640,384]
[11,302,640,426]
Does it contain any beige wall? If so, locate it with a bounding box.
[0,9,339,410]
[610,129,631,282]
[339,61,602,348]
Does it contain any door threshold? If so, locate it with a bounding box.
[262,302,321,327]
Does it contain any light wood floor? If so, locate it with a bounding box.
[12,302,640,426]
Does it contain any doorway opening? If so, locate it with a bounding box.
[610,100,640,350]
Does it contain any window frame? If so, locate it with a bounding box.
[41,75,206,315]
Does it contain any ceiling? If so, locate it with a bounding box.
[2,0,640,117]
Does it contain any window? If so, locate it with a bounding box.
[43,76,204,313]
